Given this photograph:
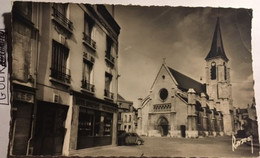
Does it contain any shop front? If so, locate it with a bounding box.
[77,108,113,149]
[72,92,117,149]
[33,101,69,155]
[11,85,35,155]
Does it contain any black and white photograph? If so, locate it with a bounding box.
[2,1,260,157]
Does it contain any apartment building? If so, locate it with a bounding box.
[117,94,137,132]
[10,2,120,156]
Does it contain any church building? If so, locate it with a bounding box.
[136,18,234,138]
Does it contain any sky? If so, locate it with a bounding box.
[112,6,254,108]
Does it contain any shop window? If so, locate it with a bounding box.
[90,112,113,136]
[210,62,216,80]
[78,109,94,136]
[94,112,101,136]
[104,115,112,136]
[50,40,71,83]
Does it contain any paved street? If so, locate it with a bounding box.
[70,136,259,157]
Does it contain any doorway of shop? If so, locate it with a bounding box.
[33,101,68,155]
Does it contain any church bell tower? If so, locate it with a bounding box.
[205,17,234,135]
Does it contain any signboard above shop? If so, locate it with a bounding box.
[14,90,34,103]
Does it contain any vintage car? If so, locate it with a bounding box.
[118,131,144,145]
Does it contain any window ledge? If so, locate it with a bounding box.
[104,96,114,102]
[81,88,95,95]
[51,16,73,35]
[105,58,115,67]
[82,40,96,52]
[49,77,71,87]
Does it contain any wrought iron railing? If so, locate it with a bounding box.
[50,66,71,84]
[83,52,95,63]
[104,89,114,99]
[52,7,73,31]
[81,79,95,92]
[105,52,115,64]
[83,32,96,49]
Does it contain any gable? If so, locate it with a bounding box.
[150,64,178,90]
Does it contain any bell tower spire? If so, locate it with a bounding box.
[205,17,229,61]
[205,16,234,136]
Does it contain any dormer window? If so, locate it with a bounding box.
[211,62,216,80]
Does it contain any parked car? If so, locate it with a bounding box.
[118,131,144,146]
[125,133,144,145]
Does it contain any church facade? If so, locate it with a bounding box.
[136,18,234,138]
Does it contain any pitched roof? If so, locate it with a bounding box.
[117,94,133,104]
[205,17,229,61]
[178,94,188,103]
[168,67,206,94]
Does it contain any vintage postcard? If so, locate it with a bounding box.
[1,0,260,157]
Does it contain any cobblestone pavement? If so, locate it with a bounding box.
[70,136,259,157]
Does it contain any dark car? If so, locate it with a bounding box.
[118,131,144,146]
[125,133,144,145]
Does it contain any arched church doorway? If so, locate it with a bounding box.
[158,117,169,136]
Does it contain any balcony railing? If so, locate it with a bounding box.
[105,52,115,64]
[52,7,73,31]
[104,89,114,100]
[83,52,95,63]
[83,32,96,49]
[50,67,71,84]
[81,79,95,93]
